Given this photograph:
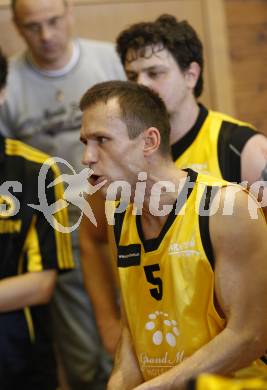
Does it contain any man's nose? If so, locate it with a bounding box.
[40,24,53,41]
[82,142,98,167]
[137,73,152,88]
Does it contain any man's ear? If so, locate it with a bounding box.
[185,61,201,90]
[143,127,161,157]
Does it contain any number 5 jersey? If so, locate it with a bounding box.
[114,169,267,381]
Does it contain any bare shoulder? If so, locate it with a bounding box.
[209,185,266,251]
[241,133,267,183]
[242,133,267,153]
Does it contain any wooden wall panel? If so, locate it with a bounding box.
[0,0,234,114]
[201,0,234,116]
[0,7,26,54]
[224,0,267,134]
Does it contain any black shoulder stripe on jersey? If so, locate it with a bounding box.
[260,352,267,365]
[198,185,219,269]
[186,379,196,390]
[218,122,257,182]
[113,204,126,247]
[171,104,208,162]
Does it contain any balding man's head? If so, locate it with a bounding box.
[12,0,73,70]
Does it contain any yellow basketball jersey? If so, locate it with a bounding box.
[172,105,256,181]
[114,170,267,381]
[189,374,267,390]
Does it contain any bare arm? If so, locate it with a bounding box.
[0,270,57,311]
[241,133,267,218]
[79,193,121,356]
[108,306,144,390]
[134,188,267,390]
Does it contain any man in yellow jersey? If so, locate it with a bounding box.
[79,14,267,357]
[80,80,267,390]
[0,47,74,389]
[116,14,267,186]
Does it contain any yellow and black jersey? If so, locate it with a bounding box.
[114,169,267,381]
[0,135,74,388]
[172,104,257,182]
[187,374,267,390]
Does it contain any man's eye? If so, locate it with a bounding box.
[48,16,61,27]
[148,72,160,79]
[97,137,108,144]
[127,74,137,82]
[25,24,40,33]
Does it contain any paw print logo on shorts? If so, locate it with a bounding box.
[145,311,180,347]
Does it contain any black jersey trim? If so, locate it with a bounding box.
[186,378,196,390]
[198,185,220,269]
[171,104,208,162]
[260,352,267,365]
[136,169,198,252]
[217,122,257,182]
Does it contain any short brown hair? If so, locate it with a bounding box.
[80,80,171,156]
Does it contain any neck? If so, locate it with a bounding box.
[169,96,200,145]
[137,161,187,239]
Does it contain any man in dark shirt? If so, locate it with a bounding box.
[0,47,74,390]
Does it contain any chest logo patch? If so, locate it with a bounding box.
[117,244,141,267]
[168,238,200,257]
[145,311,180,347]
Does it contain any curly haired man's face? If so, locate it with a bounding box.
[124,45,194,116]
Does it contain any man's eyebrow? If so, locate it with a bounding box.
[144,65,166,70]
[80,130,110,141]
[22,14,64,26]
[80,136,86,144]
[126,65,165,73]
[22,21,39,27]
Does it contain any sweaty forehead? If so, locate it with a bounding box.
[125,47,173,71]
[82,99,123,127]
[125,44,169,63]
